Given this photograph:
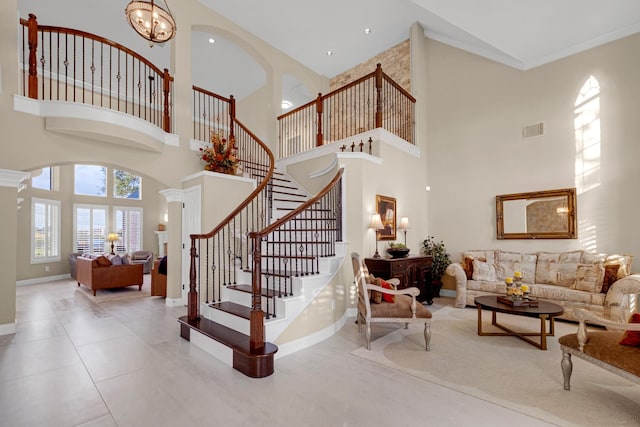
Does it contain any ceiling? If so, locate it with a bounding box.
[17,0,640,106]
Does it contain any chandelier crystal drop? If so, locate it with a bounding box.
[125,0,176,46]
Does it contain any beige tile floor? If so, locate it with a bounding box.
[0,279,551,427]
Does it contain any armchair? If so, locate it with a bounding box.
[351,252,432,350]
[130,250,153,274]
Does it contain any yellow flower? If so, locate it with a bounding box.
[505,277,513,284]
[514,271,522,278]
[521,284,529,293]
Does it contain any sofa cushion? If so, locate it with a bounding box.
[572,263,604,293]
[466,279,506,294]
[619,312,640,347]
[535,251,583,286]
[528,283,594,305]
[602,264,620,294]
[369,294,432,319]
[95,256,112,267]
[495,251,537,284]
[472,259,497,282]
[122,253,131,265]
[464,250,496,265]
[605,254,634,279]
[109,254,123,266]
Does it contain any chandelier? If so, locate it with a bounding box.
[125,0,176,46]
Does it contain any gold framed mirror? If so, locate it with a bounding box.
[496,188,577,239]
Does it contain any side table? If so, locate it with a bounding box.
[365,255,434,304]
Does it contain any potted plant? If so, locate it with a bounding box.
[421,236,451,296]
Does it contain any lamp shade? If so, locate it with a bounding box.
[107,233,120,242]
[399,217,410,230]
[125,0,176,45]
[369,213,384,230]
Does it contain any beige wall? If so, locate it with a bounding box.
[424,34,640,284]
[16,164,166,281]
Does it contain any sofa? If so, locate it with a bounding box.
[446,249,640,322]
[76,255,144,295]
[130,250,154,274]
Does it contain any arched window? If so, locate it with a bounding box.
[574,76,601,194]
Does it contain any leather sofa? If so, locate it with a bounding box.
[76,256,144,295]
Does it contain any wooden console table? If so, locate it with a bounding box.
[365,255,434,304]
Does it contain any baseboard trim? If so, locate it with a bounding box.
[165,297,183,307]
[275,309,351,358]
[16,274,71,287]
[0,321,16,336]
[440,289,456,298]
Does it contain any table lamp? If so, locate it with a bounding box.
[369,213,384,258]
[398,217,410,245]
[107,233,120,255]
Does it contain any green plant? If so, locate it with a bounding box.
[388,242,407,249]
[421,236,451,280]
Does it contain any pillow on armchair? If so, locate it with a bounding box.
[130,250,153,274]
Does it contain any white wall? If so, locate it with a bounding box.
[424,34,640,271]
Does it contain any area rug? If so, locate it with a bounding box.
[351,306,640,426]
[76,280,151,303]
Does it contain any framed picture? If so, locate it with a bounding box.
[376,194,396,241]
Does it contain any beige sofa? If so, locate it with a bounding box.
[446,249,639,322]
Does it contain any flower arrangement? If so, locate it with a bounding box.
[199,131,238,174]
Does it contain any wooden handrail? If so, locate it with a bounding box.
[382,74,416,102]
[192,85,232,103]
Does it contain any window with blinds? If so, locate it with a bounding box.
[114,207,143,252]
[73,204,108,254]
[31,198,61,263]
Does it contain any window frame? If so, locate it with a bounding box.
[31,197,61,264]
[113,206,143,253]
[73,203,109,254]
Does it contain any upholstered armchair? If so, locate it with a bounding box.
[351,252,432,350]
[130,250,153,274]
[68,252,83,280]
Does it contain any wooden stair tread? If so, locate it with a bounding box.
[178,315,277,378]
[209,301,251,319]
[227,284,285,297]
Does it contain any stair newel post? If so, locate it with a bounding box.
[249,233,265,352]
[162,68,171,133]
[375,63,383,129]
[188,238,200,321]
[27,14,39,99]
[315,93,323,147]
[229,95,236,141]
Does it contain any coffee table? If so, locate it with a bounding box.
[474,295,564,350]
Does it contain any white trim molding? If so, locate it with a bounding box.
[0,169,30,188]
[159,188,184,204]
[0,322,16,336]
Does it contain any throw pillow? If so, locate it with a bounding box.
[370,278,383,304]
[132,253,149,261]
[110,255,123,265]
[471,259,497,282]
[461,256,474,280]
[95,255,111,267]
[605,254,634,279]
[619,312,640,347]
[122,253,131,264]
[601,264,620,294]
[572,263,604,293]
[379,279,395,303]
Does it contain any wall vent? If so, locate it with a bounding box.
[522,122,544,139]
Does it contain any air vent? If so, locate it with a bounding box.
[523,122,544,139]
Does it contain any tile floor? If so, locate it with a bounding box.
[0,279,552,427]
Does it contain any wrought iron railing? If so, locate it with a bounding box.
[19,14,174,132]
[278,64,415,157]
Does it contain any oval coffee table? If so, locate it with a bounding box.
[474,295,564,350]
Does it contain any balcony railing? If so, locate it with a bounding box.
[19,14,174,133]
[277,64,416,158]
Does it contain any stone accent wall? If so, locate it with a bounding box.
[330,39,410,92]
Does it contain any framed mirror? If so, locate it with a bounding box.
[496,188,577,239]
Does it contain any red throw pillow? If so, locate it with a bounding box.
[619,312,640,346]
[379,279,395,303]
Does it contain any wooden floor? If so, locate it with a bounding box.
[0,279,551,426]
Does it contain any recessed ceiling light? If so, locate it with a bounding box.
[208,38,215,44]
[281,100,292,109]
[326,51,333,56]
[364,28,371,35]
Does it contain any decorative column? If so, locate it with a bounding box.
[0,169,30,335]
[159,188,183,307]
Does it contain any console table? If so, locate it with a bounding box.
[365,255,434,304]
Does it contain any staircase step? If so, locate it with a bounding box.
[261,254,316,260]
[227,284,286,297]
[209,301,251,319]
[241,268,306,277]
[178,315,277,378]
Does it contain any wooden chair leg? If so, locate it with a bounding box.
[365,324,372,350]
[424,322,431,351]
[561,351,573,390]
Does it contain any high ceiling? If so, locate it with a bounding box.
[200,0,640,75]
[16,0,640,106]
